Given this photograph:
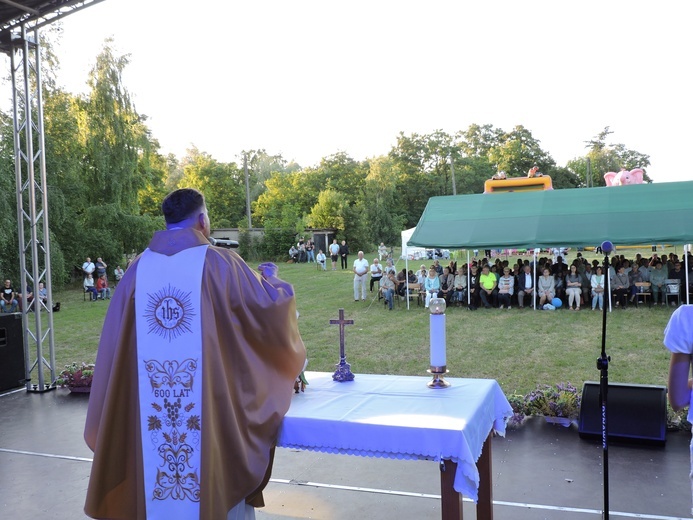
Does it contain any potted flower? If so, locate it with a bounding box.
[524,382,581,426]
[57,362,95,393]
[667,404,692,432]
[506,393,528,429]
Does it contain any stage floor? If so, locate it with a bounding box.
[1,387,691,519]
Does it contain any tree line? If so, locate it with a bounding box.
[0,38,651,287]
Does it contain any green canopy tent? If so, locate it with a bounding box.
[408,181,693,307]
[408,181,693,250]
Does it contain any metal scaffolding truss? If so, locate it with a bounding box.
[0,1,105,32]
[8,25,56,391]
[0,0,105,391]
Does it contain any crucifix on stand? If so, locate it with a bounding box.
[330,308,355,382]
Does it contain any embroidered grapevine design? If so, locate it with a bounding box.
[144,358,201,502]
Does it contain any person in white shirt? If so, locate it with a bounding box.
[316,250,327,270]
[82,257,95,277]
[369,258,383,292]
[353,251,370,301]
[590,266,605,310]
[114,266,125,283]
[517,264,534,308]
[378,242,388,261]
[328,239,340,271]
[497,267,515,309]
[417,264,428,287]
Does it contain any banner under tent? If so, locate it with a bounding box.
[401,227,426,310]
[401,228,427,261]
[408,181,693,308]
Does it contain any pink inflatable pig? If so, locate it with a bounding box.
[604,168,644,186]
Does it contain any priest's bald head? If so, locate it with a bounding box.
[162,188,211,237]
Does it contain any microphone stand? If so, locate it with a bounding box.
[598,249,612,520]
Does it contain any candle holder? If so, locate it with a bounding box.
[427,298,450,388]
[429,297,446,315]
[427,365,450,388]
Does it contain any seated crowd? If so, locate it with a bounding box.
[1,279,48,313]
[371,251,692,311]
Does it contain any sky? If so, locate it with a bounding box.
[12,0,693,183]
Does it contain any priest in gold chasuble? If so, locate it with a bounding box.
[84,189,306,519]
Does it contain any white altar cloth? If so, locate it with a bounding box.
[278,372,512,502]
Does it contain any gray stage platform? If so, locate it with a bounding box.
[1,387,691,519]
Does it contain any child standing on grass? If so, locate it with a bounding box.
[664,304,693,516]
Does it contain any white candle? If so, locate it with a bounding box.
[430,313,446,367]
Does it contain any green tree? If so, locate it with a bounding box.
[253,171,318,227]
[137,146,169,217]
[252,170,320,258]
[0,112,19,280]
[362,156,406,244]
[390,130,457,196]
[177,147,246,227]
[242,149,299,201]
[317,152,366,198]
[458,124,503,158]
[451,156,494,195]
[389,131,462,227]
[548,166,581,190]
[79,39,143,212]
[42,88,88,282]
[63,40,166,273]
[307,189,345,230]
[488,125,554,178]
[567,127,652,187]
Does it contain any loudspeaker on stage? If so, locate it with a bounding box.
[0,313,25,392]
[578,381,667,446]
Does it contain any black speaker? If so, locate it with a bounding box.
[578,381,667,445]
[0,313,25,392]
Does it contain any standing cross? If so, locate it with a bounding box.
[330,308,355,381]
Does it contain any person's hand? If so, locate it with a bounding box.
[258,262,278,279]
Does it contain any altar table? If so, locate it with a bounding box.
[278,372,513,519]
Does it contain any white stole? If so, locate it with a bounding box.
[135,245,208,519]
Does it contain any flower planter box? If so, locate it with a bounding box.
[544,416,574,427]
[68,386,91,394]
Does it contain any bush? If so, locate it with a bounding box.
[237,228,262,261]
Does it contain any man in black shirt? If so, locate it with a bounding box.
[551,256,566,275]
[468,265,480,309]
[1,279,18,313]
[339,240,349,270]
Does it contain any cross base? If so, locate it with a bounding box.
[333,359,355,382]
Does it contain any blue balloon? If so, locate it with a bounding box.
[551,297,563,308]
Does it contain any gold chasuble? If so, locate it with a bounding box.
[84,228,306,519]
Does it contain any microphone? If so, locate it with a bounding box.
[601,241,614,255]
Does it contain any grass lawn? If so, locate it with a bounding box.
[48,249,679,395]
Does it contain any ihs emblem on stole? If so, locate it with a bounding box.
[144,284,196,342]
